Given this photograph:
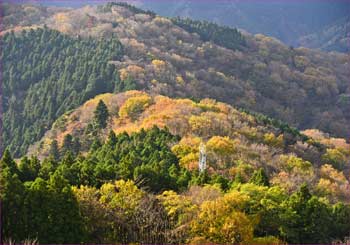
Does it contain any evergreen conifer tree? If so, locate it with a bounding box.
[49,139,60,161]
[94,100,109,129]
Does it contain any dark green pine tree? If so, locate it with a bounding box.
[249,168,270,186]
[90,138,102,152]
[0,149,26,241]
[18,156,41,182]
[61,134,73,157]
[107,130,117,146]
[0,149,18,174]
[18,157,33,182]
[72,137,81,156]
[331,203,350,240]
[24,173,87,243]
[49,139,60,161]
[281,184,333,244]
[94,100,109,129]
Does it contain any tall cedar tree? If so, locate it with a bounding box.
[61,134,73,157]
[94,100,109,129]
[49,139,60,161]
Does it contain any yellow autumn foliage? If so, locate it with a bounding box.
[176,75,185,85]
[263,133,284,147]
[99,179,144,213]
[157,190,197,224]
[316,164,350,201]
[206,136,237,156]
[320,164,346,183]
[119,94,152,120]
[322,148,347,170]
[190,190,253,244]
[152,59,166,69]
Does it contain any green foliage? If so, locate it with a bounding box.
[209,174,230,190]
[322,148,346,170]
[94,100,109,129]
[0,153,85,243]
[99,2,156,17]
[0,152,26,241]
[19,127,186,192]
[331,203,350,239]
[107,130,117,146]
[61,134,73,156]
[249,168,270,186]
[25,173,84,243]
[2,137,350,243]
[0,127,185,242]
[279,184,333,243]
[172,17,246,50]
[24,174,86,243]
[18,156,40,182]
[1,27,124,156]
[49,139,60,161]
[88,126,183,191]
[234,183,349,244]
[1,9,349,242]
[114,75,137,92]
[0,149,19,176]
[190,170,211,186]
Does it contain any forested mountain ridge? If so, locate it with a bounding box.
[2,2,350,158]
[3,90,350,244]
[35,3,350,139]
[29,91,350,202]
[14,0,350,51]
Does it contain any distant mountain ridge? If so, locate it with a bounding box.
[21,0,350,52]
[142,0,350,50]
[298,15,350,53]
[22,0,350,51]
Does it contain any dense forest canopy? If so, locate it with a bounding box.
[171,17,246,51]
[1,27,124,156]
[2,123,350,243]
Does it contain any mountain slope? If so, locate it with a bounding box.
[3,93,350,243]
[25,0,350,50]
[140,0,350,48]
[2,2,350,157]
[29,90,350,202]
[0,2,67,32]
[1,28,124,156]
[44,3,350,137]
[298,16,350,53]
[2,3,350,244]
